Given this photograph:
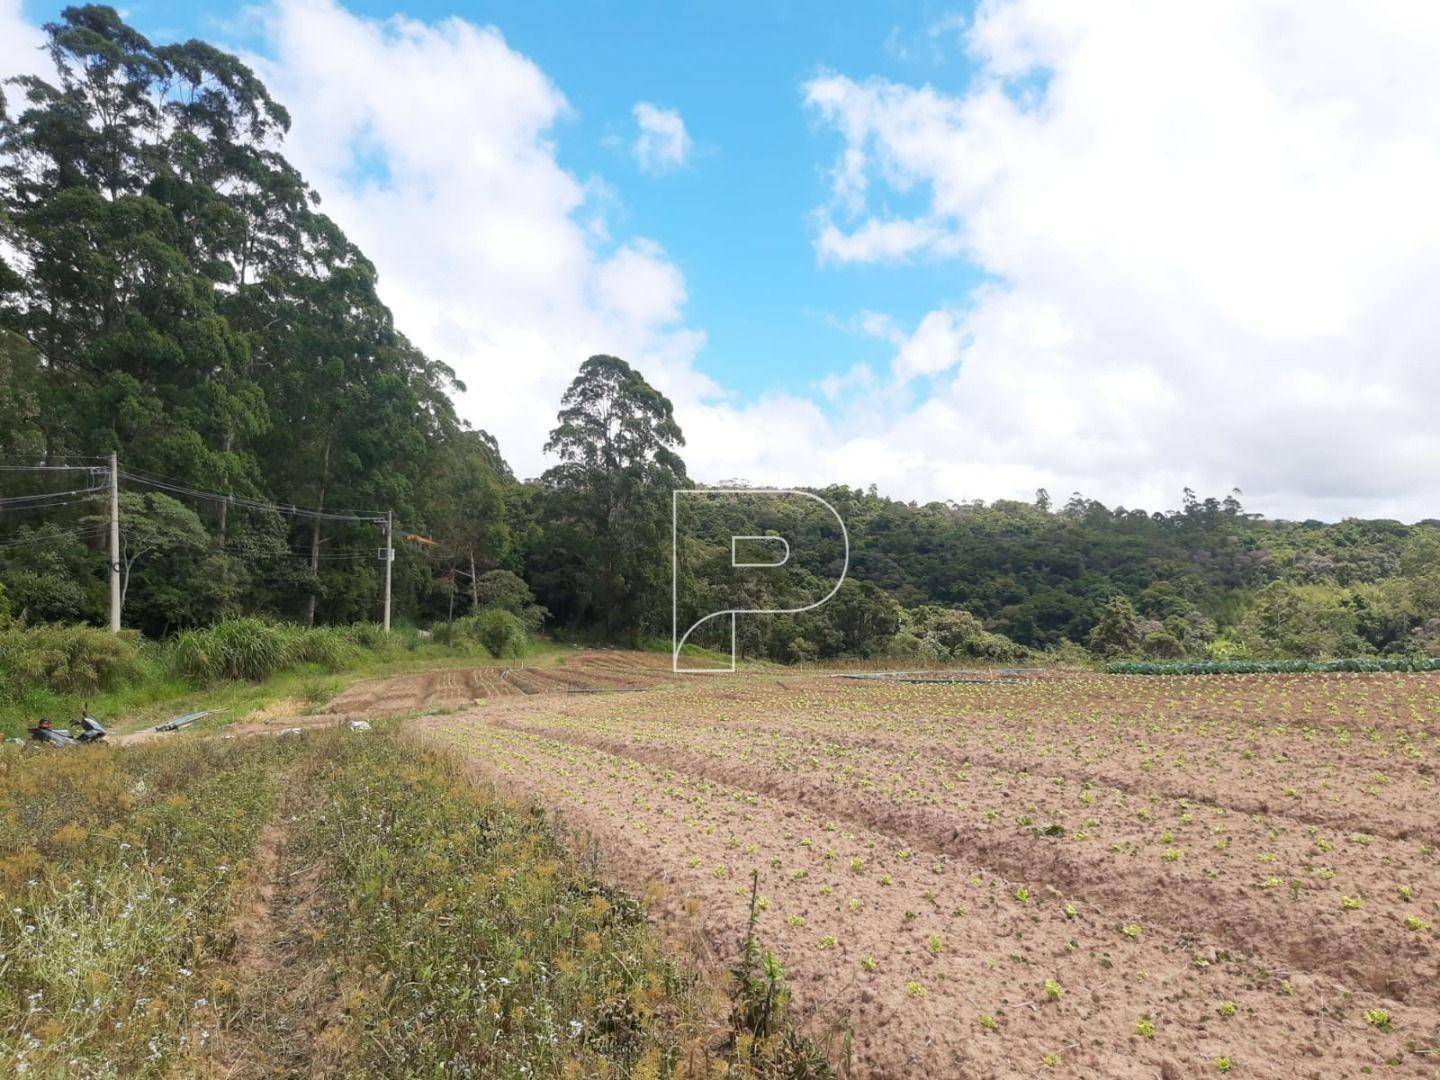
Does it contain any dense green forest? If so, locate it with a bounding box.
[5,6,1440,667]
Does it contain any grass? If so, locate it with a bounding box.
[0,734,302,1075]
[273,728,724,1076]
[1,725,830,1078]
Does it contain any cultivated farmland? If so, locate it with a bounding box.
[419,668,1440,1078]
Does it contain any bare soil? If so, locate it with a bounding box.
[416,669,1440,1078]
[204,781,341,1078]
[119,649,675,746]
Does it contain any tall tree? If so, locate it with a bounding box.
[531,355,686,638]
[0,6,510,629]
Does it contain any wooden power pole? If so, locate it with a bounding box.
[108,452,121,632]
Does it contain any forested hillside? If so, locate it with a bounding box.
[5,6,1440,666]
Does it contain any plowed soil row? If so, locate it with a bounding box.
[487,713,1439,1010]
[417,670,1440,1078]
[322,649,672,718]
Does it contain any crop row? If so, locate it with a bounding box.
[1104,658,1440,675]
[422,691,1436,1076]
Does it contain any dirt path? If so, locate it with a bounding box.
[204,777,340,1079]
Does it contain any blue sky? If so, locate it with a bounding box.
[35,0,986,403]
[8,0,1440,519]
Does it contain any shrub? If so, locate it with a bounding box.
[1141,631,1185,659]
[441,610,526,658]
[0,623,149,698]
[472,570,547,632]
[1088,596,1142,657]
[903,605,1026,663]
[344,622,389,651]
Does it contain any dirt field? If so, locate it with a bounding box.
[322,648,673,713]
[114,649,677,743]
[416,668,1440,1078]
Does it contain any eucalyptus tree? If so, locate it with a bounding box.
[531,354,687,638]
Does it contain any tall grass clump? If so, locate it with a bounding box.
[169,619,418,683]
[288,625,363,670]
[168,618,297,682]
[0,623,151,699]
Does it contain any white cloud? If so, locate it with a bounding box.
[894,309,967,380]
[0,0,53,97]
[799,0,1440,519]
[631,102,691,175]
[243,0,718,480]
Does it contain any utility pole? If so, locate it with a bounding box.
[108,452,121,632]
[382,510,393,633]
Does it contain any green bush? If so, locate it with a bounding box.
[344,622,389,651]
[0,623,149,699]
[472,570,548,632]
[1141,631,1185,659]
[438,610,527,658]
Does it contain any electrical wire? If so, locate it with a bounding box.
[120,463,389,520]
[0,495,105,514]
[0,526,106,549]
[119,468,388,524]
[0,486,105,508]
[140,531,385,562]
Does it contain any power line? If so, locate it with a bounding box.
[0,455,398,634]
[0,495,105,514]
[0,485,106,508]
[0,525,106,549]
[119,468,387,524]
[137,530,383,561]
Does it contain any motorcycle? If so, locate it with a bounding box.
[29,707,108,747]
